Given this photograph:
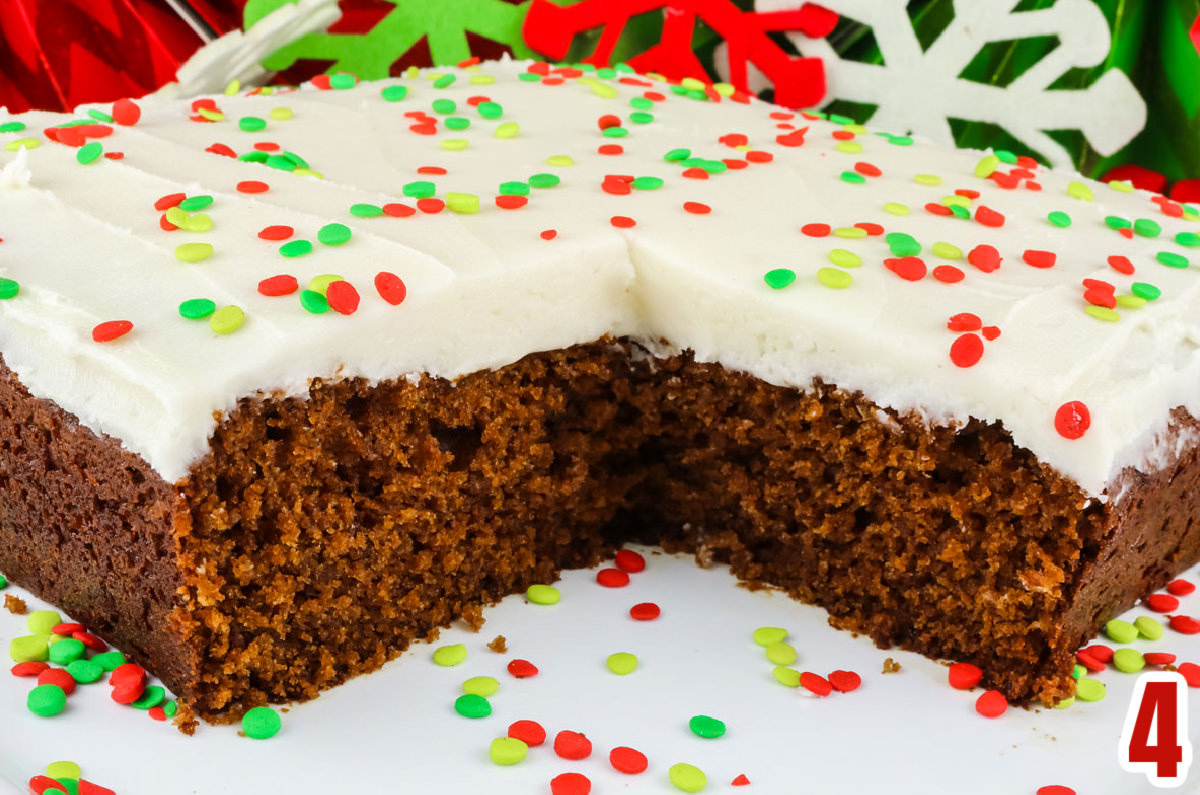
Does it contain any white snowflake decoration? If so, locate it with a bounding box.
[716,0,1146,168]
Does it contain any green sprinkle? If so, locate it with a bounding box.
[239,150,269,163]
[1047,211,1071,228]
[763,269,796,290]
[887,135,913,146]
[840,171,866,185]
[602,126,629,138]
[445,117,470,131]
[1104,215,1131,230]
[489,737,528,765]
[1131,282,1161,301]
[477,101,503,119]
[526,584,560,605]
[633,176,663,190]
[48,638,86,666]
[446,192,480,214]
[817,267,853,289]
[689,715,726,739]
[764,641,797,665]
[629,112,654,125]
[179,195,213,212]
[931,241,963,259]
[753,627,787,647]
[517,72,539,82]
[298,289,328,314]
[1112,648,1146,673]
[0,573,5,588]
[828,249,861,269]
[242,706,282,739]
[546,155,574,167]
[10,635,48,663]
[992,149,1015,164]
[28,611,62,634]
[0,278,19,299]
[528,173,560,189]
[0,121,26,133]
[630,97,654,110]
[1085,306,1120,323]
[495,122,520,139]
[5,138,40,151]
[46,761,81,780]
[66,659,103,684]
[949,205,971,219]
[282,150,310,169]
[1116,295,1146,309]
[772,666,801,687]
[973,155,999,178]
[1176,232,1200,247]
[1067,181,1094,201]
[455,693,492,718]
[914,173,942,186]
[433,73,457,89]
[209,305,244,335]
[317,222,352,246]
[1074,678,1105,702]
[279,240,313,258]
[350,203,383,217]
[669,762,707,792]
[886,232,921,257]
[884,202,910,216]
[1135,615,1164,640]
[1134,218,1162,238]
[431,98,457,114]
[269,107,293,121]
[664,148,691,162]
[381,85,408,102]
[1157,251,1189,269]
[1104,619,1138,644]
[91,651,125,671]
[132,685,165,709]
[499,181,530,196]
[76,142,102,164]
[238,116,267,132]
[403,180,436,198]
[164,700,178,718]
[832,227,867,239]
[28,684,66,716]
[329,73,357,90]
[606,652,638,675]
[462,675,499,696]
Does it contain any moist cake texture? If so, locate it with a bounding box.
[1,60,1200,723]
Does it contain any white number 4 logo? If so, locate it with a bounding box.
[1119,671,1194,788]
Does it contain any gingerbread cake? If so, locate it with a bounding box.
[1,60,1199,726]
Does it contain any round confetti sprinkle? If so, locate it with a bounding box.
[237,180,269,194]
[12,661,51,677]
[828,249,861,269]
[550,772,591,795]
[688,715,726,739]
[610,746,648,774]
[1131,282,1161,301]
[433,644,467,667]
[112,98,141,126]
[630,602,660,620]
[47,638,85,666]
[1055,401,1091,440]
[1134,218,1162,237]
[614,549,645,573]
[462,675,499,697]
[1146,593,1179,612]
[10,636,48,663]
[258,225,294,241]
[527,584,560,605]
[0,278,20,299]
[763,269,795,290]
[1170,615,1200,634]
[1112,648,1145,673]
[948,662,982,690]
[65,659,103,684]
[683,201,711,214]
[132,685,165,709]
[1157,251,1189,269]
[446,192,480,214]
[508,719,546,746]
[669,762,707,792]
[975,689,1007,718]
[317,223,352,246]
[606,652,638,675]
[507,659,538,678]
[1023,250,1056,268]
[828,670,862,693]
[175,242,213,263]
[350,203,383,217]
[242,706,281,739]
[817,267,852,289]
[91,651,125,671]
[381,85,409,102]
[92,320,133,343]
[597,568,630,587]
[555,730,593,760]
[950,333,984,368]
[76,142,103,164]
[373,272,407,306]
[1134,615,1164,640]
[773,666,801,687]
[455,693,492,718]
[258,275,299,297]
[1047,211,1071,228]
[489,736,527,765]
[800,671,832,696]
[1074,678,1105,701]
[611,215,636,228]
[1168,579,1196,596]
[764,642,797,666]
[753,627,787,647]
[28,684,66,716]
[38,668,75,695]
[209,305,244,335]
[45,761,81,780]
[326,280,360,315]
[280,240,313,258]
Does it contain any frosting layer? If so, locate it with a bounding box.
[0,60,1199,492]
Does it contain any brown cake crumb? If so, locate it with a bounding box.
[4,594,26,615]
[883,657,902,674]
[487,635,507,653]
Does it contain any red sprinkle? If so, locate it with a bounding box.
[496,195,528,209]
[732,775,751,786]
[630,602,661,621]
[967,244,1001,273]
[948,662,983,690]
[73,631,107,653]
[508,719,547,746]
[597,114,622,130]
[855,222,884,236]
[11,661,49,677]
[258,225,294,241]
[800,671,832,696]
[1168,579,1196,596]
[955,189,981,199]
[111,681,144,705]
[1074,650,1105,672]
[1081,644,1114,663]
[801,223,831,237]
[52,622,84,635]
[828,670,861,693]
[598,144,624,155]
[550,773,591,795]
[382,203,415,217]
[615,549,646,573]
[722,159,747,170]
[154,192,186,211]
[417,165,447,175]
[1036,787,1077,795]
[206,143,237,158]
[682,167,709,179]
[775,129,807,147]
[974,206,1005,227]
[1023,250,1057,268]
[948,313,982,332]
[596,568,630,588]
[611,216,636,229]
[1169,615,1200,634]
[1083,288,1116,309]
[683,201,711,215]
[609,746,649,774]
[374,272,407,306]
[884,256,927,281]
[745,150,773,163]
[39,667,76,695]
[258,275,298,297]
[602,179,632,196]
[949,333,984,368]
[92,320,133,343]
[924,202,953,216]
[1054,401,1091,440]
[1178,662,1200,687]
[417,198,445,214]
[719,133,748,147]
[110,663,146,688]
[112,98,141,126]
[148,705,167,721]
[1147,593,1181,613]
[933,265,965,283]
[237,180,269,194]
[1107,255,1135,275]
[28,776,67,795]
[975,689,1008,717]
[554,730,593,760]
[540,229,558,240]
[854,161,881,177]
[1143,652,1177,666]
[506,659,539,678]
[326,280,360,315]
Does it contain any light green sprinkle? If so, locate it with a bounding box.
[183,214,212,233]
[446,192,480,214]
[1113,648,1146,673]
[433,644,467,667]
[832,226,867,239]
[495,122,520,139]
[489,737,528,766]
[298,289,328,314]
[1067,181,1094,201]
[669,762,707,792]
[1176,232,1200,247]
[835,141,862,154]
[764,641,797,665]
[1047,211,1071,228]
[76,142,103,164]
[1135,218,1162,238]
[65,659,103,684]
[1085,306,1120,323]
[1157,251,1189,269]
[1109,180,1135,193]
[174,242,214,263]
[1074,677,1106,702]
[914,173,942,186]
[198,107,225,122]
[477,101,503,119]
[5,137,40,151]
[884,202,910,216]
[0,278,19,300]
[441,139,469,151]
[689,715,726,739]
[28,684,66,716]
[974,155,999,178]
[1116,295,1146,310]
[403,180,436,198]
[45,761,81,780]
[279,239,312,258]
[941,195,970,209]
[238,116,267,132]
[1104,215,1131,230]
[931,242,963,259]
[1134,615,1164,640]
[828,249,861,269]
[753,627,787,647]
[772,666,801,687]
[817,267,853,289]
[1054,696,1075,710]
[1131,282,1161,301]
[469,74,495,85]
[528,173,560,189]
[664,148,691,162]
[431,98,457,114]
[433,73,456,89]
[1104,619,1138,644]
[381,85,408,102]
[209,305,244,335]
[546,155,574,167]
[269,107,293,121]
[242,706,282,739]
[590,81,618,99]
[48,638,85,666]
[318,222,352,246]
[462,676,499,696]
[607,652,639,675]
[455,693,492,718]
[526,584,560,605]
[10,635,48,663]
[308,274,343,295]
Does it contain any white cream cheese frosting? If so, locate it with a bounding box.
[0,60,1198,493]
